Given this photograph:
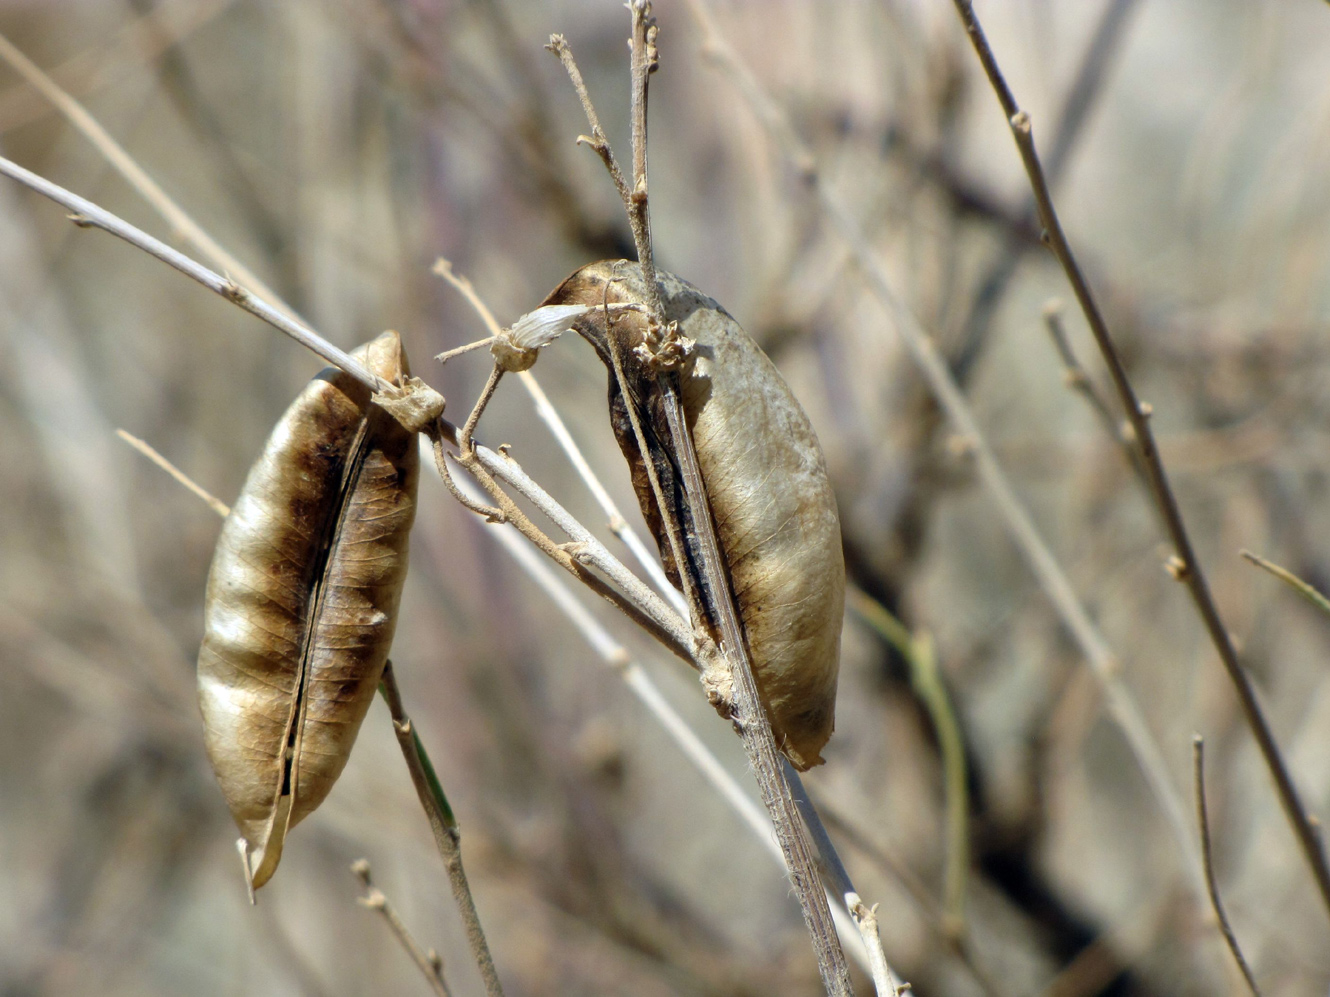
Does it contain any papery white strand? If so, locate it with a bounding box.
[503,304,594,350]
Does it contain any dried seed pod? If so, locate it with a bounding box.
[197,331,420,889]
[544,261,844,769]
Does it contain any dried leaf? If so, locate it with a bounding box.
[544,262,844,769]
[198,331,420,889]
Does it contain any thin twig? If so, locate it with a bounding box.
[787,765,904,995]
[678,0,1206,905]
[1041,301,1126,448]
[846,892,901,997]
[1241,550,1330,620]
[116,429,231,518]
[0,154,383,392]
[812,791,1005,997]
[0,29,297,322]
[625,0,664,320]
[378,664,505,997]
[951,0,1141,382]
[350,859,453,997]
[1192,737,1262,997]
[458,365,504,454]
[948,0,1330,921]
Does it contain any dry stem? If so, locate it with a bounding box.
[351,858,454,997]
[1192,737,1262,997]
[432,442,880,978]
[948,0,1330,921]
[379,664,504,997]
[0,28,297,322]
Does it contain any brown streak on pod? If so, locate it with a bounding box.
[197,331,419,889]
[544,262,844,769]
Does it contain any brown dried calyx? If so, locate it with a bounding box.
[543,261,845,770]
[197,331,420,891]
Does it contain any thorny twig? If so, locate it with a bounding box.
[948,0,1330,922]
[378,664,504,997]
[550,9,857,992]
[678,0,1206,905]
[1192,737,1262,997]
[351,858,454,997]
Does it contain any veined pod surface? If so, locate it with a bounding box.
[544,262,844,769]
[198,331,420,889]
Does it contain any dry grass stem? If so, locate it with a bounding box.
[947,0,1330,920]
[351,859,453,997]
[1192,737,1262,997]
[679,0,1205,905]
[1241,550,1330,621]
[115,429,231,518]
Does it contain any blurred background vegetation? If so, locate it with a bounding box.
[3,0,1330,994]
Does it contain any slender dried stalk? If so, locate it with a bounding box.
[0,155,379,391]
[1241,550,1330,620]
[379,664,504,997]
[848,588,968,939]
[0,28,297,322]
[948,0,1330,921]
[678,0,1206,906]
[1192,737,1262,997]
[351,858,453,997]
[845,892,900,997]
[116,429,231,518]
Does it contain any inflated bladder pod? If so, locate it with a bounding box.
[198,331,419,888]
[544,262,844,770]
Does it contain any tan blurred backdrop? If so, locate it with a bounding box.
[2,1,1330,994]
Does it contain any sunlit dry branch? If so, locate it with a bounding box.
[946,0,1330,922]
